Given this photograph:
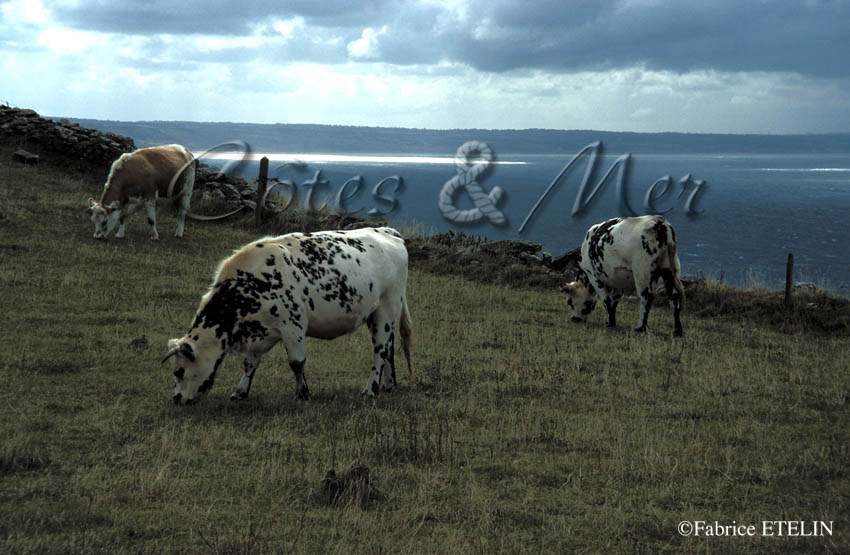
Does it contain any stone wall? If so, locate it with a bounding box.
[0,105,136,174]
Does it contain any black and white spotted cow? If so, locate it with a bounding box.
[560,215,684,336]
[162,227,413,405]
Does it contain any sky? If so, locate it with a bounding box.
[2,0,849,133]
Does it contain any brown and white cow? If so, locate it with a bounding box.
[86,144,195,240]
[163,227,413,405]
[560,215,684,336]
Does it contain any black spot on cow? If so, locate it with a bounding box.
[369,281,373,292]
[270,305,279,317]
[346,238,367,252]
[197,368,218,394]
[266,254,276,266]
[641,234,655,256]
[384,323,390,333]
[173,367,185,380]
[256,243,264,248]
[308,298,315,311]
[191,274,271,348]
[651,217,669,248]
[588,218,620,263]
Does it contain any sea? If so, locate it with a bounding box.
[202,150,850,295]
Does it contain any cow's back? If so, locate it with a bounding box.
[580,215,677,290]
[214,227,408,339]
[102,145,193,202]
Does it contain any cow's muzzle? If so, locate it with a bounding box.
[571,316,585,323]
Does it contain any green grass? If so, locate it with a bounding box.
[1,145,849,553]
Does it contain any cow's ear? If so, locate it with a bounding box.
[561,282,575,294]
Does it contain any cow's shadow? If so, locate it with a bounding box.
[164,383,408,422]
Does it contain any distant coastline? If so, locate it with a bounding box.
[53,116,850,157]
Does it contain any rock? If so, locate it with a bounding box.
[549,248,581,273]
[518,252,542,265]
[128,335,149,350]
[480,239,542,257]
[12,149,39,165]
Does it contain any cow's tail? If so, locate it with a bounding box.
[665,225,685,306]
[399,296,413,376]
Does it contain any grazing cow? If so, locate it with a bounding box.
[560,215,684,336]
[86,144,195,240]
[163,227,413,406]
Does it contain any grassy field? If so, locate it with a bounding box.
[1,145,849,554]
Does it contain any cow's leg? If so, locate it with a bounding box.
[174,192,190,238]
[116,202,142,239]
[601,291,621,328]
[230,355,260,401]
[145,199,160,241]
[280,335,309,400]
[660,268,684,337]
[363,311,396,396]
[635,288,653,332]
[634,270,658,333]
[290,359,309,400]
[115,207,131,239]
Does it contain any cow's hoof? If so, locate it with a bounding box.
[674,328,684,338]
[634,326,647,333]
[150,237,160,242]
[230,392,248,401]
[296,387,310,401]
[606,322,617,328]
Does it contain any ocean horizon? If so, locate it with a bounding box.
[199,149,850,295]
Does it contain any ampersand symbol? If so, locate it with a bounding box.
[438,141,506,226]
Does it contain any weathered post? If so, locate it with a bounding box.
[784,253,794,307]
[256,156,269,227]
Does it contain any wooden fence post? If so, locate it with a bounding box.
[256,156,269,227]
[784,253,794,307]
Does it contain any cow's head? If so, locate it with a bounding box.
[560,280,597,323]
[162,337,221,406]
[86,197,120,239]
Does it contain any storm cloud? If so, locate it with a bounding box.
[44,0,850,78]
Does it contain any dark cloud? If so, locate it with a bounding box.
[415,0,850,78]
[47,0,398,35]
[45,0,850,78]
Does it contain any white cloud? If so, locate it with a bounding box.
[1,0,48,24]
[347,26,388,60]
[37,26,102,54]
